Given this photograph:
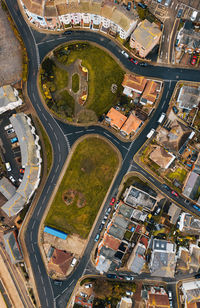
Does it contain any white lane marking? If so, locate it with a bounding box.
[65,132,73,136]
[49,123,53,130]
[75,130,83,134]
[103,132,111,138]
[38,265,41,274]
[31,244,34,251]
[42,196,46,205]
[59,153,61,162]
[37,104,41,111]
[122,145,129,150]
[32,221,36,229]
[37,206,42,217]
[30,232,33,241]
[61,280,74,294]
[47,186,50,194]
[42,114,47,121]
[55,165,59,173]
[86,129,95,132]
[58,143,61,152]
[54,133,58,141]
[34,254,38,263]
[41,276,44,285]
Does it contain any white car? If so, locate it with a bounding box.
[4,124,13,131]
[80,292,87,298]
[71,257,77,267]
[85,283,92,289]
[121,50,129,58]
[9,176,15,183]
[126,291,133,296]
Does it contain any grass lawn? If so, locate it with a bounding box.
[167,167,187,184]
[56,90,75,117]
[60,43,125,116]
[45,137,119,238]
[72,73,79,93]
[53,66,68,91]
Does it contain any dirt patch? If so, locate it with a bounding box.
[0,6,22,85]
[62,189,86,208]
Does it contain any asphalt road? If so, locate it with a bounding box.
[5,1,200,307]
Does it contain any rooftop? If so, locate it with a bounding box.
[179,212,200,233]
[0,177,16,200]
[183,172,200,199]
[149,146,175,169]
[124,186,157,211]
[177,86,200,110]
[106,107,127,130]
[141,80,159,104]
[131,19,161,51]
[121,113,142,135]
[48,248,73,275]
[122,73,147,93]
[182,280,200,303]
[0,85,22,114]
[103,234,121,251]
[3,231,23,264]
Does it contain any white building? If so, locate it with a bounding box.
[0,85,22,114]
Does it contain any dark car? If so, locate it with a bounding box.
[64,31,72,35]
[171,190,178,197]
[162,184,171,191]
[54,280,62,286]
[107,273,117,279]
[99,224,104,232]
[195,273,200,279]
[127,2,131,11]
[129,57,138,65]
[177,9,183,18]
[172,106,178,114]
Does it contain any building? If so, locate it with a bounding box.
[117,297,132,308]
[130,19,161,58]
[105,107,127,130]
[48,248,73,275]
[150,239,176,278]
[149,146,175,169]
[122,73,147,96]
[183,172,200,200]
[2,113,41,217]
[177,85,200,110]
[0,177,16,201]
[120,113,143,136]
[156,119,191,153]
[3,230,23,264]
[44,226,68,240]
[179,213,200,234]
[176,21,200,54]
[140,80,160,105]
[124,186,157,211]
[75,296,93,308]
[181,280,200,308]
[127,242,146,274]
[0,85,22,114]
[19,0,138,40]
[144,286,170,308]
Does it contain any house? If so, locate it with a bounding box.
[124,186,157,211]
[130,20,162,58]
[181,280,200,308]
[122,73,147,96]
[117,297,132,308]
[120,113,143,136]
[177,86,200,110]
[0,177,16,201]
[145,286,170,308]
[75,296,93,308]
[3,230,23,264]
[156,119,191,153]
[176,21,200,54]
[0,85,22,114]
[150,239,176,278]
[179,212,200,234]
[105,107,127,130]
[140,80,160,105]
[127,242,146,274]
[48,248,73,275]
[149,146,176,169]
[20,0,138,39]
[167,203,182,225]
[183,172,200,200]
[189,244,200,273]
[176,247,190,272]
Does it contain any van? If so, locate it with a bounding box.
[5,162,11,172]
[4,124,13,131]
[147,129,155,139]
[191,11,198,21]
[158,113,165,124]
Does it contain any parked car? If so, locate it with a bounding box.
[168,291,172,300]
[94,234,100,242]
[171,190,178,197]
[54,280,62,286]
[191,54,197,65]
[110,197,116,206]
[9,176,16,184]
[129,57,138,65]
[5,162,11,172]
[71,257,77,267]
[10,137,18,144]
[172,106,178,114]
[121,50,129,58]
[99,224,104,232]
[126,291,133,296]
[85,283,92,288]
[162,184,171,191]
[106,207,112,214]
[127,2,131,10]
[4,124,13,131]
[107,273,117,279]
[140,62,147,66]
[64,31,72,35]
[80,292,87,298]
[7,128,15,135]
[125,276,134,281]
[177,9,183,18]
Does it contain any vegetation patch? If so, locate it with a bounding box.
[72,73,79,93]
[45,137,119,238]
[167,167,187,184]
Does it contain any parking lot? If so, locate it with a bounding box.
[0,110,21,186]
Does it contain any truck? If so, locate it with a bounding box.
[158,112,166,124]
[147,129,155,139]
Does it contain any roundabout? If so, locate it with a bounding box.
[4,1,200,307]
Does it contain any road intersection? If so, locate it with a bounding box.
[5,1,200,307]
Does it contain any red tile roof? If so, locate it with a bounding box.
[122,74,147,93]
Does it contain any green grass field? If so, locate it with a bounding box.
[62,43,125,116]
[72,73,79,93]
[45,137,119,238]
[167,167,187,184]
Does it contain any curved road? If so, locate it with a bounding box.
[5,1,200,307]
